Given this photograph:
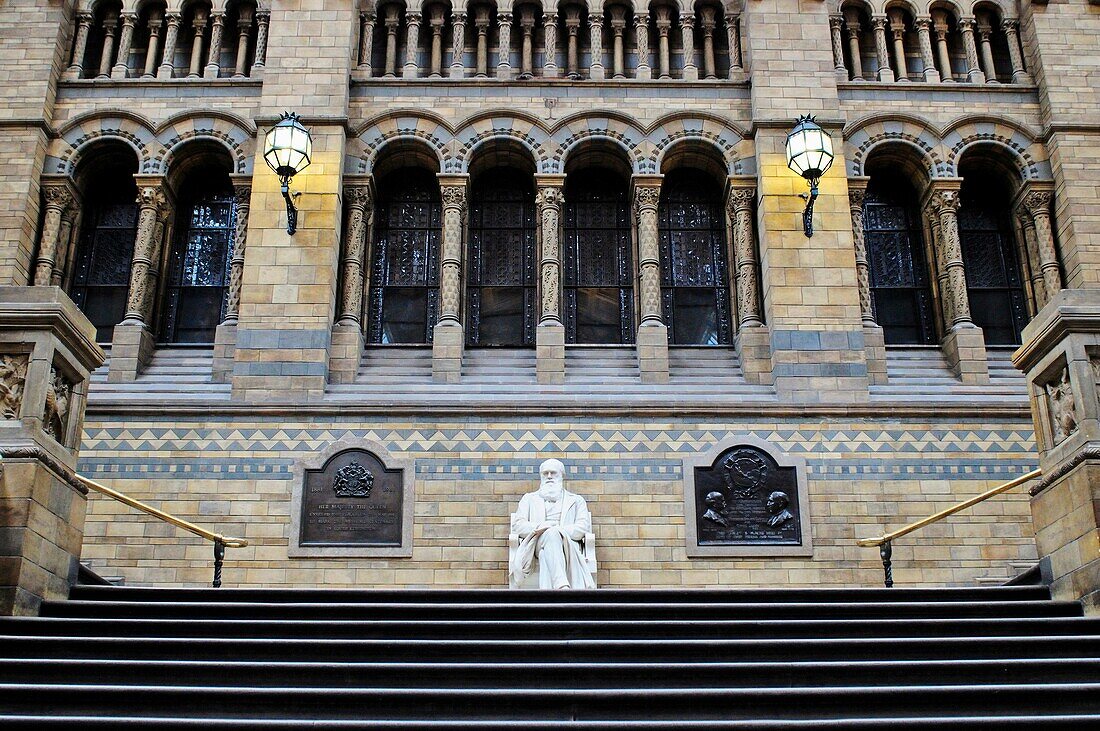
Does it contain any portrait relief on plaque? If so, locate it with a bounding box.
[683,437,812,557]
[289,440,414,558]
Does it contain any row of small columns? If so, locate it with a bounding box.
[65,9,269,80]
[32,176,252,335]
[846,178,1060,338]
[335,175,762,384]
[829,12,1030,84]
[358,8,743,79]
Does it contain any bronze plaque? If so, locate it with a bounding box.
[299,449,403,547]
[693,445,802,545]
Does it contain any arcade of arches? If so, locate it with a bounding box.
[40,135,1061,382]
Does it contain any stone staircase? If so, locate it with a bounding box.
[1,584,1099,727]
[871,346,1028,403]
[88,347,231,403]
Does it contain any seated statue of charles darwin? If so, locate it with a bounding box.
[509,458,596,589]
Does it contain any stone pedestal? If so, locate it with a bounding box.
[863,325,888,386]
[0,287,104,615]
[943,325,989,384]
[735,326,772,386]
[536,323,565,385]
[637,325,669,384]
[432,323,463,383]
[106,321,155,382]
[1014,290,1100,613]
[211,321,237,384]
[328,323,364,385]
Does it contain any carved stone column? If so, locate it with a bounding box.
[329,183,373,385]
[655,8,671,79]
[589,13,605,80]
[1021,187,1064,301]
[679,12,697,80]
[450,10,467,78]
[33,183,76,287]
[566,10,582,77]
[543,12,558,77]
[496,11,513,78]
[403,11,422,78]
[926,181,987,384]
[632,176,668,384]
[535,176,565,385]
[915,17,940,82]
[700,8,716,79]
[932,12,953,82]
[727,185,762,329]
[829,15,846,80]
[203,11,224,78]
[977,21,997,83]
[609,8,626,78]
[0,287,104,615]
[474,9,490,76]
[188,10,207,78]
[1002,19,1031,84]
[888,11,908,81]
[111,12,136,78]
[359,11,376,74]
[52,208,79,288]
[111,180,169,383]
[725,13,742,78]
[847,177,887,385]
[65,13,94,79]
[252,10,269,73]
[158,12,180,79]
[1016,210,1046,308]
[233,8,253,77]
[634,13,650,79]
[98,13,118,78]
[519,9,535,77]
[429,8,445,77]
[384,9,400,77]
[433,175,468,383]
[843,11,863,81]
[871,16,894,82]
[1013,289,1100,614]
[959,18,985,83]
[213,179,252,384]
[143,12,164,78]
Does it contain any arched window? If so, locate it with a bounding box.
[658,169,732,346]
[160,152,236,344]
[466,167,537,346]
[68,143,139,343]
[959,170,1028,345]
[563,167,634,344]
[864,171,936,344]
[367,168,442,344]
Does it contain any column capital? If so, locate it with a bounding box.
[631,175,664,209]
[343,184,373,211]
[1012,178,1055,212]
[534,173,567,189]
[724,176,757,214]
[40,180,76,212]
[871,15,888,30]
[1001,18,1020,32]
[134,183,168,212]
[922,178,963,212]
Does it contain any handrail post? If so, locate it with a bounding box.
[212,539,226,588]
[880,540,893,588]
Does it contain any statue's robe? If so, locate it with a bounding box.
[510,489,595,589]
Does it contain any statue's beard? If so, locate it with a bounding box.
[539,480,563,502]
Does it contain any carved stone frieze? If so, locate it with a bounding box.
[42,364,74,444]
[1044,364,1078,445]
[0,354,29,420]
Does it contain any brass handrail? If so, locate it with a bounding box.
[856,468,1042,587]
[75,473,248,587]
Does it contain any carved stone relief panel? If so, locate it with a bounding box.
[683,436,812,557]
[1042,360,1078,446]
[43,364,74,446]
[289,440,414,558]
[0,354,29,420]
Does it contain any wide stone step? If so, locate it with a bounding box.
[0,683,1097,721]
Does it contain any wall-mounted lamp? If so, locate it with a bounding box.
[784,115,834,238]
[263,112,313,235]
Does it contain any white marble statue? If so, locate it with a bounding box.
[509,458,597,589]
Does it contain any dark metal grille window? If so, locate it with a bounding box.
[466,168,537,347]
[960,186,1028,345]
[367,169,442,344]
[563,169,634,344]
[161,194,236,344]
[69,203,139,343]
[658,170,732,345]
[864,175,936,345]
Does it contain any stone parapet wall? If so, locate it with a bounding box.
[77,414,1039,588]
